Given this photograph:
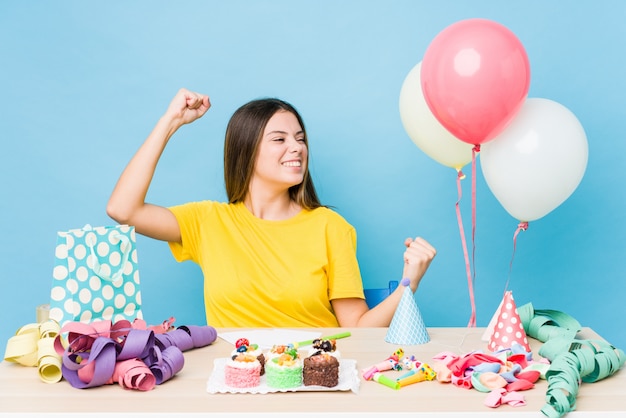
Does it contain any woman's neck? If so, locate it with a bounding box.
[243,191,301,220]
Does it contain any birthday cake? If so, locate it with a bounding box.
[265,345,303,389]
[224,353,262,388]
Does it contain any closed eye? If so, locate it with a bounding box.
[265,129,305,143]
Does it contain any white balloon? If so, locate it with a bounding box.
[481,98,588,222]
[399,62,474,170]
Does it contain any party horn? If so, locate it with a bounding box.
[397,369,417,380]
[397,364,436,387]
[373,372,400,390]
[362,348,404,380]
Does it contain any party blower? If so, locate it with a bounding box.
[362,349,405,389]
[396,363,436,387]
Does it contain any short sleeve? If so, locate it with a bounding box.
[325,213,365,300]
[167,201,211,263]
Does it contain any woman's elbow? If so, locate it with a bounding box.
[106,200,130,225]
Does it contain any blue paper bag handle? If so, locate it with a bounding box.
[85,227,132,283]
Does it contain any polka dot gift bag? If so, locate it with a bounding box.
[48,224,143,327]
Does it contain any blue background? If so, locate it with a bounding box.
[2,1,624,355]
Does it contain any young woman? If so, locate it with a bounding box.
[107,88,436,328]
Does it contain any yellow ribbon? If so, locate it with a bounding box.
[3,320,63,383]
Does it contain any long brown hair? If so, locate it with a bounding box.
[223,98,323,210]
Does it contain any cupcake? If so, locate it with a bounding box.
[231,338,266,375]
[266,344,294,359]
[265,346,303,389]
[303,352,339,387]
[224,353,262,388]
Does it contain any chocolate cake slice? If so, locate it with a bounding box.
[303,353,339,387]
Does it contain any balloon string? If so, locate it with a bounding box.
[470,145,481,326]
[456,169,476,327]
[471,145,479,274]
[504,222,528,294]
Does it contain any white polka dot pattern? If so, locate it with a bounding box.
[487,291,531,352]
[48,225,143,327]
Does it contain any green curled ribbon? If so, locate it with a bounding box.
[518,302,625,417]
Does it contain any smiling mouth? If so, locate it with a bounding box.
[282,161,301,167]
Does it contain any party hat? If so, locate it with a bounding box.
[385,279,430,345]
[482,298,503,341]
[487,291,531,352]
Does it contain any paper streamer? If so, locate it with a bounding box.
[516,302,624,417]
[540,339,625,417]
[3,320,63,383]
[54,318,217,390]
[517,303,581,343]
[37,321,63,383]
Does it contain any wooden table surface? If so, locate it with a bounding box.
[1,327,624,417]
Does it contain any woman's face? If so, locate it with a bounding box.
[252,110,307,193]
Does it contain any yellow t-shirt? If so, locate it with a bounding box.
[168,201,365,327]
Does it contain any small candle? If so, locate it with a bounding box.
[36,304,50,323]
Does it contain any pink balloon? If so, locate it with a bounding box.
[421,18,531,145]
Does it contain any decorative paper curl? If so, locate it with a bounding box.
[3,320,63,383]
[55,318,217,390]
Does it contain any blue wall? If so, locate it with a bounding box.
[2,1,624,355]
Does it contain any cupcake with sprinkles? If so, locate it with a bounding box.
[265,345,303,389]
[266,344,293,359]
[231,338,266,375]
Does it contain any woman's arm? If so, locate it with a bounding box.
[332,236,436,327]
[106,88,210,242]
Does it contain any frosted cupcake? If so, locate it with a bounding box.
[265,347,303,389]
[224,353,262,388]
[266,344,295,359]
[231,338,266,375]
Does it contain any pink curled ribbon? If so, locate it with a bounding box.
[109,358,155,391]
[63,336,118,389]
[55,318,217,390]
